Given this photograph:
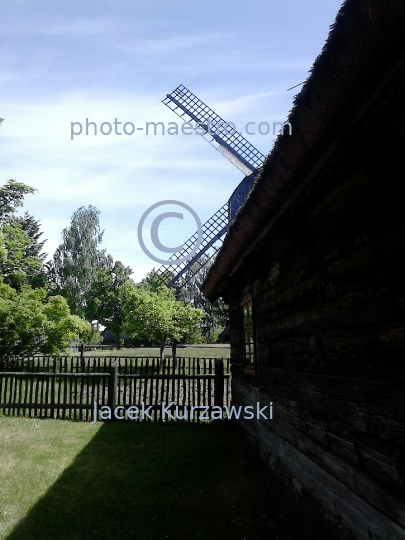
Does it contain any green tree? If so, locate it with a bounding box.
[16,212,47,287]
[141,269,165,289]
[85,260,133,347]
[175,256,229,338]
[0,220,43,290]
[186,327,204,344]
[0,279,92,356]
[16,211,47,261]
[73,322,102,346]
[0,230,7,265]
[122,282,204,360]
[0,177,89,356]
[47,205,108,316]
[0,179,36,224]
[0,181,44,290]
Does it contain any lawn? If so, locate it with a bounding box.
[0,416,304,540]
[83,344,230,358]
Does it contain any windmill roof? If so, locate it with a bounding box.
[201,0,405,301]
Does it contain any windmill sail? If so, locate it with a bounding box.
[163,85,264,175]
[155,85,265,288]
[156,203,229,287]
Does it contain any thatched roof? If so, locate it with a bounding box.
[202,0,405,301]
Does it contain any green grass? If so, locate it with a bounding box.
[83,345,230,358]
[0,416,303,540]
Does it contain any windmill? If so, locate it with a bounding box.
[154,85,265,288]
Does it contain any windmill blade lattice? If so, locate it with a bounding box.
[163,85,265,176]
[155,203,229,287]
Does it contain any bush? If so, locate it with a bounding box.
[79,324,102,345]
[205,327,222,344]
[0,280,93,356]
[185,328,204,344]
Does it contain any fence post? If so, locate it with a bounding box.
[108,361,118,418]
[214,358,224,410]
[80,343,85,372]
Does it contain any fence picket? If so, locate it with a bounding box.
[28,358,34,418]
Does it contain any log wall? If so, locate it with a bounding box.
[225,76,405,539]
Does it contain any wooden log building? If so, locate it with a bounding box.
[202,1,405,538]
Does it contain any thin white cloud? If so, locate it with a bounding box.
[118,32,230,56]
[39,19,115,35]
[1,17,116,36]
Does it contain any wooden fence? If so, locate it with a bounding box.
[0,356,231,422]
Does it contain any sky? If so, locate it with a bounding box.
[1,0,343,281]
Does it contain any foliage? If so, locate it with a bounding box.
[78,324,103,346]
[0,220,43,290]
[0,179,36,224]
[0,179,92,356]
[122,281,204,359]
[16,211,47,261]
[0,230,6,264]
[47,205,108,316]
[85,260,133,346]
[0,180,45,290]
[175,256,229,336]
[141,268,172,289]
[185,327,204,344]
[205,326,222,344]
[0,279,92,356]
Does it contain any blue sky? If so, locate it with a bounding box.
[1,0,343,281]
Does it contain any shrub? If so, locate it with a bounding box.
[205,327,222,344]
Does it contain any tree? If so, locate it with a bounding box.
[122,281,204,361]
[85,260,133,347]
[0,279,92,357]
[0,230,6,264]
[0,220,43,290]
[16,211,47,261]
[0,178,91,356]
[0,180,36,224]
[175,256,229,340]
[0,181,44,290]
[48,205,108,316]
[14,212,47,287]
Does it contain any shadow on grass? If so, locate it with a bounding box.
[6,421,302,540]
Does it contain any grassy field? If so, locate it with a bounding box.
[83,344,230,358]
[0,416,304,540]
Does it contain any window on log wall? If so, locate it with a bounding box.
[242,298,256,375]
